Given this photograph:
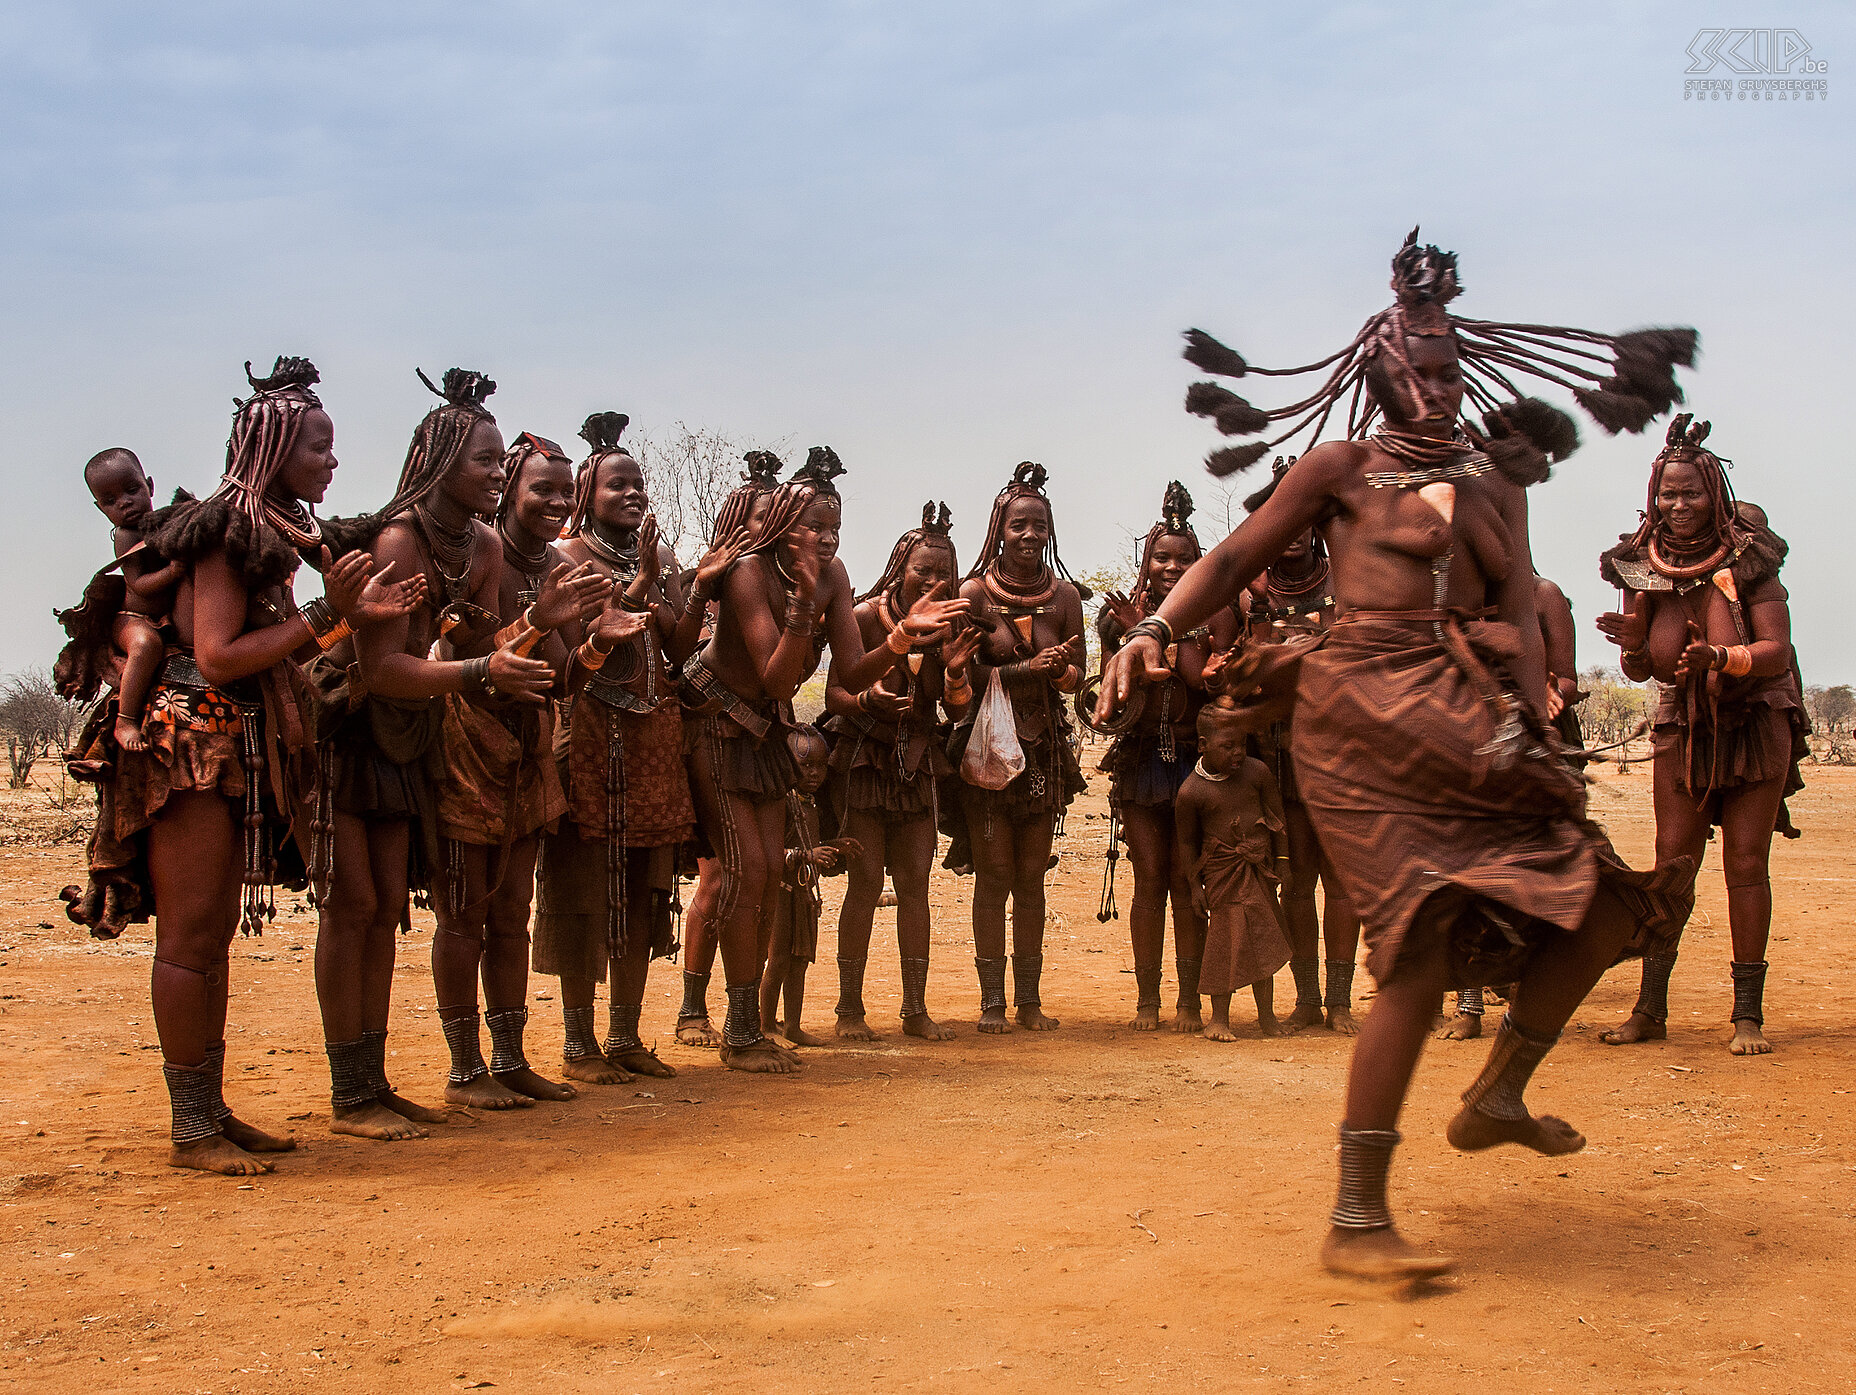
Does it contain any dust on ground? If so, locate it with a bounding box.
[2,757,1852,1392]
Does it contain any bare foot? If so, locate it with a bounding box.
[677,1016,723,1048]
[835,1015,880,1043]
[331,1100,428,1141]
[1129,1004,1161,1032]
[169,1136,272,1176]
[1259,1013,1297,1038]
[1446,1105,1585,1155]
[1016,1006,1060,1032]
[720,1038,802,1074]
[563,1053,635,1085]
[114,714,147,753]
[1729,1021,1772,1055]
[1600,1012,1666,1046]
[782,1024,830,1048]
[220,1114,296,1154]
[978,1007,1012,1035]
[1284,1003,1323,1032]
[445,1075,535,1110]
[1172,1006,1204,1034]
[1319,1226,1454,1281]
[494,1067,576,1101]
[903,1012,956,1041]
[1326,1007,1359,1036]
[609,1046,677,1078]
[1202,1019,1238,1043]
[377,1089,448,1124]
[1437,1013,1483,1041]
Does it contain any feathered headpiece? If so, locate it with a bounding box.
[1183,227,1697,486]
[860,501,958,604]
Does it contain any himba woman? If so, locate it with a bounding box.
[951,462,1088,1033]
[426,428,606,1108]
[1095,482,1237,1032]
[1596,416,1805,1055]
[534,413,739,1083]
[823,502,981,1041]
[1238,456,1363,1036]
[681,447,968,1071]
[1099,229,1699,1277]
[118,356,416,1173]
[313,369,560,1140]
[673,450,781,1046]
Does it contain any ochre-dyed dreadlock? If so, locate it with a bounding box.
[967,461,1083,590]
[158,356,327,588]
[710,450,784,544]
[742,479,820,558]
[859,501,958,604]
[1130,481,1201,613]
[567,411,631,537]
[378,368,498,520]
[215,356,326,549]
[741,446,847,559]
[1182,227,1697,486]
[497,431,570,529]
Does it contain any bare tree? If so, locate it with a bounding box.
[1,668,87,789]
[629,424,793,565]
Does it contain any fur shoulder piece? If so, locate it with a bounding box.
[319,512,391,560]
[155,495,304,590]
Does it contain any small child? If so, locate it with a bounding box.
[760,727,860,1046]
[84,449,184,753]
[1174,696,1294,1040]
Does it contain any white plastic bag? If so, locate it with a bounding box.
[960,668,1025,790]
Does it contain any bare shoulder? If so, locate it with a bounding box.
[1745,575,1790,605]
[1240,755,1276,786]
[656,538,680,572]
[1292,439,1371,489]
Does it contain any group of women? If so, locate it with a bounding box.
[56,225,1806,1281]
[57,367,1112,1177]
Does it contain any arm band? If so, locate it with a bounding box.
[1723,644,1754,677]
[885,625,913,655]
[1126,615,1173,648]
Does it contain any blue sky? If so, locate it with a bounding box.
[4,2,1850,680]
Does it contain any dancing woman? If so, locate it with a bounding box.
[1095,482,1237,1031]
[824,502,981,1041]
[1100,229,1698,1276]
[952,462,1087,1033]
[1596,416,1805,1055]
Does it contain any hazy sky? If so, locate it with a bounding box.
[5,2,1851,680]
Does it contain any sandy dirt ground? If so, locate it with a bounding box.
[2,752,1853,1393]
